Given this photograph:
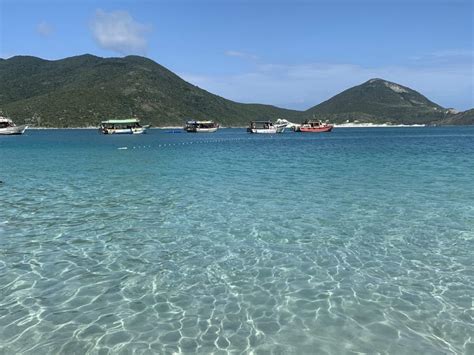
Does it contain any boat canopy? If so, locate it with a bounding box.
[101,119,140,124]
[0,117,13,123]
[186,120,214,124]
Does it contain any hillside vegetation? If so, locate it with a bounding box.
[436,109,474,125]
[307,78,453,124]
[0,55,471,127]
[0,55,301,127]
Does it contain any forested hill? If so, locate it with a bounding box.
[0,54,301,127]
[0,55,470,127]
[307,78,453,124]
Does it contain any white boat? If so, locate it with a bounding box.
[100,118,147,134]
[247,120,286,134]
[0,116,28,135]
[185,120,219,133]
[275,118,300,132]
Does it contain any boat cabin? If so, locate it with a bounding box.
[101,118,142,129]
[302,120,326,127]
[0,117,15,128]
[184,120,219,132]
[185,120,218,128]
[249,121,275,129]
[99,118,146,134]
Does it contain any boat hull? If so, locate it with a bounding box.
[247,126,286,134]
[299,125,333,133]
[101,127,146,134]
[248,128,277,134]
[186,127,218,133]
[0,125,28,135]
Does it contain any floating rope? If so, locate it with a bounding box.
[117,136,260,150]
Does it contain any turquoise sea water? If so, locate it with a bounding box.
[1,127,473,354]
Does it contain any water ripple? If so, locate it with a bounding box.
[1,127,473,354]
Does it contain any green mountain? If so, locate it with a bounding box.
[306,78,453,124]
[0,54,301,127]
[0,55,470,127]
[435,109,474,125]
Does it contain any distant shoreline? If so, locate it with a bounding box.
[28,126,184,130]
[333,123,426,128]
[28,124,428,130]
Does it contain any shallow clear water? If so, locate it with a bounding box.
[1,127,473,354]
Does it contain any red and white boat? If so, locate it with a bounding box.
[299,120,333,133]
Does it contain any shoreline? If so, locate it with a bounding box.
[28,126,184,130]
[333,123,426,128]
[28,124,428,130]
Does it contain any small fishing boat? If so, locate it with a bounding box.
[0,115,28,135]
[99,118,147,134]
[299,120,333,133]
[247,121,286,134]
[184,120,219,133]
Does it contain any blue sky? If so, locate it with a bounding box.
[1,0,473,110]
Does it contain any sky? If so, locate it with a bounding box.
[1,0,473,110]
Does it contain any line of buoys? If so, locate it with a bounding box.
[117,136,258,150]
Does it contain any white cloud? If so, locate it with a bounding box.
[90,9,151,55]
[181,60,473,111]
[225,50,258,60]
[37,21,54,37]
